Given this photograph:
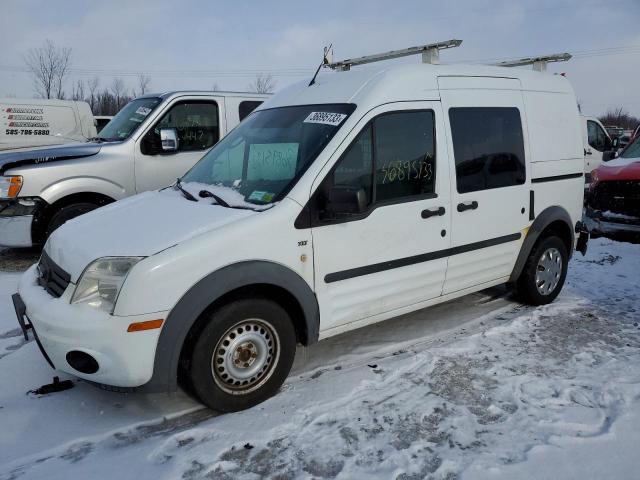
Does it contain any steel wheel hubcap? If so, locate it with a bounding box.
[535,247,562,295]
[212,319,279,395]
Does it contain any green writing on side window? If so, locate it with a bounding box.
[248,143,299,181]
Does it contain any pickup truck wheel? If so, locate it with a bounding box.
[189,298,296,412]
[46,202,99,238]
[517,235,568,306]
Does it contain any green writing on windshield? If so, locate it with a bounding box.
[247,143,299,181]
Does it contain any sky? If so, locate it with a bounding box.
[1,0,639,117]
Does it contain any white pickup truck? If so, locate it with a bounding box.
[0,91,267,247]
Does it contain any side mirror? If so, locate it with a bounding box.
[611,137,619,150]
[323,185,368,218]
[603,150,617,162]
[160,128,179,152]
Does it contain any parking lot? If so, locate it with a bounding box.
[1,236,639,479]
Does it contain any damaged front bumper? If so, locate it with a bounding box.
[12,292,55,368]
[0,198,45,248]
[585,206,640,236]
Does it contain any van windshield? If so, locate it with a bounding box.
[97,97,162,141]
[181,104,356,207]
[621,135,640,159]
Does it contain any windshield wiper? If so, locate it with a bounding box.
[174,178,197,202]
[198,189,231,208]
[88,136,112,143]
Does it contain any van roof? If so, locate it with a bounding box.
[137,91,271,100]
[0,98,89,106]
[262,63,575,111]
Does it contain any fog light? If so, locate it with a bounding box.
[66,350,99,374]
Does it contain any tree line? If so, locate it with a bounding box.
[23,40,276,116]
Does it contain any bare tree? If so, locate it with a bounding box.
[599,107,640,130]
[136,73,151,97]
[71,79,85,101]
[24,39,72,99]
[111,78,126,111]
[87,77,100,112]
[248,74,275,94]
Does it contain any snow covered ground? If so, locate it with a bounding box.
[0,238,639,480]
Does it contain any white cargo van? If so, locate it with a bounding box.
[581,115,615,180]
[13,42,588,412]
[1,98,96,150]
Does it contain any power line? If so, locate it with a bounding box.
[1,44,639,79]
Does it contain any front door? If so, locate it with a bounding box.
[585,119,609,173]
[440,86,530,294]
[310,102,451,333]
[134,98,223,192]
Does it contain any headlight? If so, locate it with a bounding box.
[0,176,23,199]
[71,257,143,313]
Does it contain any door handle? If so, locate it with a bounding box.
[457,201,478,212]
[421,206,446,219]
[585,149,593,156]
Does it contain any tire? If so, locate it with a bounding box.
[46,202,99,239]
[517,235,568,306]
[188,298,297,412]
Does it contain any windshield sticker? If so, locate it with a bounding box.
[247,143,298,181]
[135,106,152,116]
[303,111,347,126]
[248,191,275,202]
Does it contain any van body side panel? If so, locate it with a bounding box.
[523,89,584,230]
[439,80,530,294]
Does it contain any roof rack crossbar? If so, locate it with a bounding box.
[494,53,572,72]
[327,39,463,71]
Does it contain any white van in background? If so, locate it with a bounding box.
[581,115,614,181]
[1,98,97,151]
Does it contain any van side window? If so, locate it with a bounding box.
[449,107,526,194]
[144,101,219,154]
[322,109,436,215]
[587,120,608,152]
[239,101,263,121]
[332,124,374,207]
[375,111,435,202]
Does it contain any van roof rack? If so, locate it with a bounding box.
[493,53,572,72]
[327,39,463,71]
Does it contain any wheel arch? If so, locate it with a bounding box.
[141,261,320,393]
[32,191,116,245]
[509,206,575,283]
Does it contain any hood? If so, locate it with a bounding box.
[594,155,640,183]
[0,142,102,175]
[45,189,255,282]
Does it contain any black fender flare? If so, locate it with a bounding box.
[509,206,575,283]
[141,261,319,393]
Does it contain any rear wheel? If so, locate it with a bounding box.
[517,235,568,305]
[46,202,99,239]
[189,299,296,412]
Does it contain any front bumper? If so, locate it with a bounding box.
[0,214,33,247]
[0,198,45,247]
[16,264,169,388]
[585,207,640,235]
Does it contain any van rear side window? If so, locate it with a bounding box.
[449,107,526,194]
[239,101,263,121]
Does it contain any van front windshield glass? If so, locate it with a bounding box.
[97,97,162,141]
[621,135,640,159]
[182,104,356,208]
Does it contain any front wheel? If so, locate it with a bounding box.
[517,235,568,306]
[189,299,297,412]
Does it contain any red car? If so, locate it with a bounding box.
[586,135,640,239]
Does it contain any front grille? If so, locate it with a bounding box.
[590,180,640,217]
[37,252,71,298]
